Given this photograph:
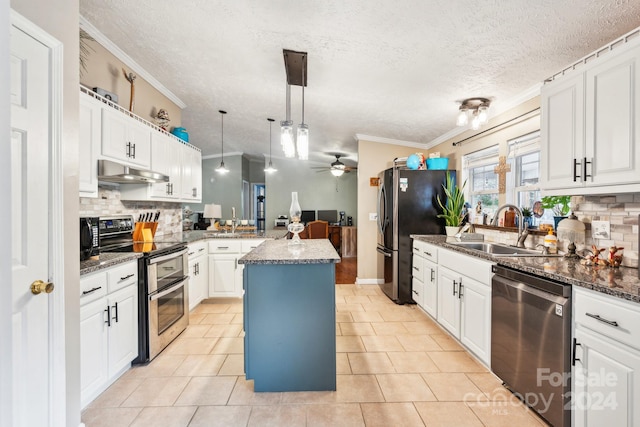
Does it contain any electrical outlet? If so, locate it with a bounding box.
[369,213,377,221]
[592,220,611,239]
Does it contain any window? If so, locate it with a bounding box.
[463,146,500,219]
[462,131,541,223]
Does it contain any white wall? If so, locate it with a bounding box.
[10,1,81,426]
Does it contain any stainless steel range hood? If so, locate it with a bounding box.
[98,159,169,184]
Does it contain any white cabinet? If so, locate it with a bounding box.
[207,239,266,298]
[436,248,493,365]
[80,261,138,409]
[101,106,151,169]
[541,42,640,194]
[573,287,640,426]
[421,257,438,318]
[79,92,101,197]
[411,240,439,318]
[188,241,208,310]
[180,143,202,202]
[149,132,181,199]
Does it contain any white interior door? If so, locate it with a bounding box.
[10,20,53,427]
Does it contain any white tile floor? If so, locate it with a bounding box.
[81,284,546,426]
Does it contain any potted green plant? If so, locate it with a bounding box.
[520,207,532,228]
[541,195,571,229]
[436,171,467,235]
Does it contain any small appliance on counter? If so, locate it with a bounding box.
[80,217,100,261]
[275,215,289,227]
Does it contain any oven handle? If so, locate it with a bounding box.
[149,277,188,301]
[148,247,188,265]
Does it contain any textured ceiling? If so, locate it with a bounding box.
[79,0,640,167]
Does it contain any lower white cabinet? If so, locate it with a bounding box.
[80,261,138,409]
[421,257,438,318]
[573,287,640,426]
[411,240,438,318]
[188,241,209,310]
[207,239,267,298]
[436,248,493,366]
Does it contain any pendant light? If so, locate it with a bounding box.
[264,118,277,173]
[280,84,296,158]
[296,52,309,160]
[216,110,229,174]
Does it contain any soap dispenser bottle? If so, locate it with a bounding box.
[544,230,558,254]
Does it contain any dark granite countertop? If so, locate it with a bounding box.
[239,239,341,265]
[412,235,640,304]
[80,253,143,276]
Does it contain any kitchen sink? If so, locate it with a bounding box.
[447,241,557,257]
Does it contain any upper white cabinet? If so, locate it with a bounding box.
[541,42,640,195]
[101,106,151,169]
[148,132,181,199]
[180,143,202,202]
[79,93,102,197]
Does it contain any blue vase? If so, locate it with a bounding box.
[553,216,566,230]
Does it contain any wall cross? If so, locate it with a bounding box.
[494,155,511,194]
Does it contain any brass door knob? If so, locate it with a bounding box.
[31,280,54,295]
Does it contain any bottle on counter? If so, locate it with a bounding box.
[544,230,558,254]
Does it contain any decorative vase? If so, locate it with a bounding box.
[288,192,304,244]
[445,226,459,237]
[553,216,567,230]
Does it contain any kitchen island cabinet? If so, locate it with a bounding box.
[239,239,340,392]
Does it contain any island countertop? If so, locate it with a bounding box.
[238,239,340,265]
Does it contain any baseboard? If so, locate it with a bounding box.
[355,278,383,285]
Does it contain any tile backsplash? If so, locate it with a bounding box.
[80,186,183,236]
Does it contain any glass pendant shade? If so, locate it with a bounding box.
[216,161,229,174]
[280,120,295,158]
[478,105,489,124]
[331,168,344,177]
[456,108,468,126]
[296,124,309,160]
[471,112,481,130]
[264,161,277,173]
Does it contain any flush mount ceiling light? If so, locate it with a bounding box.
[216,110,229,174]
[281,49,308,160]
[456,97,491,130]
[264,118,278,173]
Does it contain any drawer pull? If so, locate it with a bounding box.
[586,312,619,327]
[198,248,205,252]
[217,246,229,250]
[188,251,195,256]
[82,286,102,295]
[413,266,419,271]
[424,251,432,257]
[120,273,134,281]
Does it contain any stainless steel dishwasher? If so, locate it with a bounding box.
[491,265,571,427]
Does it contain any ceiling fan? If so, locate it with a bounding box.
[312,154,357,176]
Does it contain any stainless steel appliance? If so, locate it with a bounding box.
[80,217,100,261]
[491,265,571,427]
[98,215,189,363]
[376,162,452,304]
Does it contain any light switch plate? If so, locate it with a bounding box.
[592,220,611,239]
[369,213,377,221]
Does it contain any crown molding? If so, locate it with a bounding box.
[202,151,245,160]
[354,134,425,149]
[80,15,187,109]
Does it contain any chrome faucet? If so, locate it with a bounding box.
[491,204,528,248]
[231,207,237,234]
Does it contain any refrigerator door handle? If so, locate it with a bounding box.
[376,246,392,257]
[377,182,385,235]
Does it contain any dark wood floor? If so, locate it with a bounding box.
[335,256,357,284]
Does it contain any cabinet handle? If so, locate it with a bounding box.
[572,338,581,366]
[586,312,619,327]
[192,188,197,197]
[188,251,195,256]
[125,142,130,158]
[430,268,435,282]
[583,157,592,180]
[412,289,419,296]
[196,262,199,276]
[167,183,171,195]
[217,246,229,250]
[453,280,458,296]
[198,248,205,252]
[131,143,136,158]
[120,273,134,281]
[112,302,119,323]
[413,266,419,271]
[424,251,432,257]
[82,286,102,295]
[458,281,464,299]
[235,258,238,270]
[573,158,581,182]
[105,306,111,327]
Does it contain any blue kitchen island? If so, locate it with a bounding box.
[238,239,340,392]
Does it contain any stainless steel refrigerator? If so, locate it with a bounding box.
[376,167,453,304]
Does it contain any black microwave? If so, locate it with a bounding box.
[80,217,100,261]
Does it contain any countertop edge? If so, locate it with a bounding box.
[411,234,640,304]
[239,239,341,265]
[80,253,143,276]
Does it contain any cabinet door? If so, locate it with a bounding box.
[107,285,138,378]
[180,144,195,200]
[540,72,585,190]
[188,255,208,310]
[411,277,424,308]
[79,94,101,197]
[459,276,491,365]
[585,45,640,186]
[149,133,174,198]
[437,266,460,338]
[422,258,438,319]
[80,297,108,408]
[209,254,240,297]
[101,108,151,168]
[573,327,640,427]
